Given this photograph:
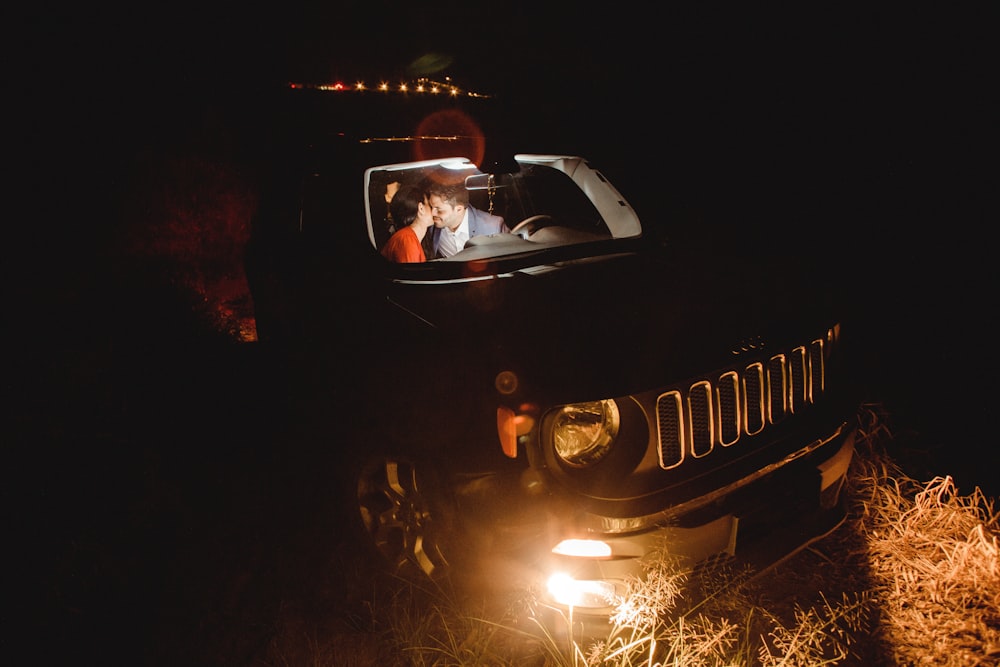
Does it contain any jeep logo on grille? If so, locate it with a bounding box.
[731,335,765,355]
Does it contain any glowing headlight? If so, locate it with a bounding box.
[552,399,620,466]
[552,539,612,557]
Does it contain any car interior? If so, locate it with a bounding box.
[366,157,619,262]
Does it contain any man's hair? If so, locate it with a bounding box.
[425,170,469,207]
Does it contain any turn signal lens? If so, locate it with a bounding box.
[497,406,517,458]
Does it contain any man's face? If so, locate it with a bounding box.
[428,194,463,231]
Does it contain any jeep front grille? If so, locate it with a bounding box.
[655,330,833,469]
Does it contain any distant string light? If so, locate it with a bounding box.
[289,76,490,99]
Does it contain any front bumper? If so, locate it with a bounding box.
[535,420,856,634]
[457,418,857,637]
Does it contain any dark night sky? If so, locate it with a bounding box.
[18,4,992,207]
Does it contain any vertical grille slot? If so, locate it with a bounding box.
[656,391,684,469]
[789,346,808,413]
[743,362,765,436]
[717,371,740,446]
[808,338,825,400]
[689,381,713,457]
[767,354,787,423]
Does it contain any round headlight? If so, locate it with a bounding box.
[552,400,620,466]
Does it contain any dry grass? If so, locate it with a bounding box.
[257,403,1000,666]
[849,405,1000,666]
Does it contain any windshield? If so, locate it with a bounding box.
[366,155,642,267]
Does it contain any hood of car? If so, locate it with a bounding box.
[382,238,844,405]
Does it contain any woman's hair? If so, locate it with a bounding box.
[389,183,425,228]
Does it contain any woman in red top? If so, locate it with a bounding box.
[381,184,433,263]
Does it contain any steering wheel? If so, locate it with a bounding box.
[510,214,553,239]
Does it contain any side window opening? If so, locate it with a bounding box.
[366,157,625,265]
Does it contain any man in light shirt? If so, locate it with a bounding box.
[426,175,509,258]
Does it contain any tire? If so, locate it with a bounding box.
[353,455,453,579]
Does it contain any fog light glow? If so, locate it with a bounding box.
[546,572,616,608]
